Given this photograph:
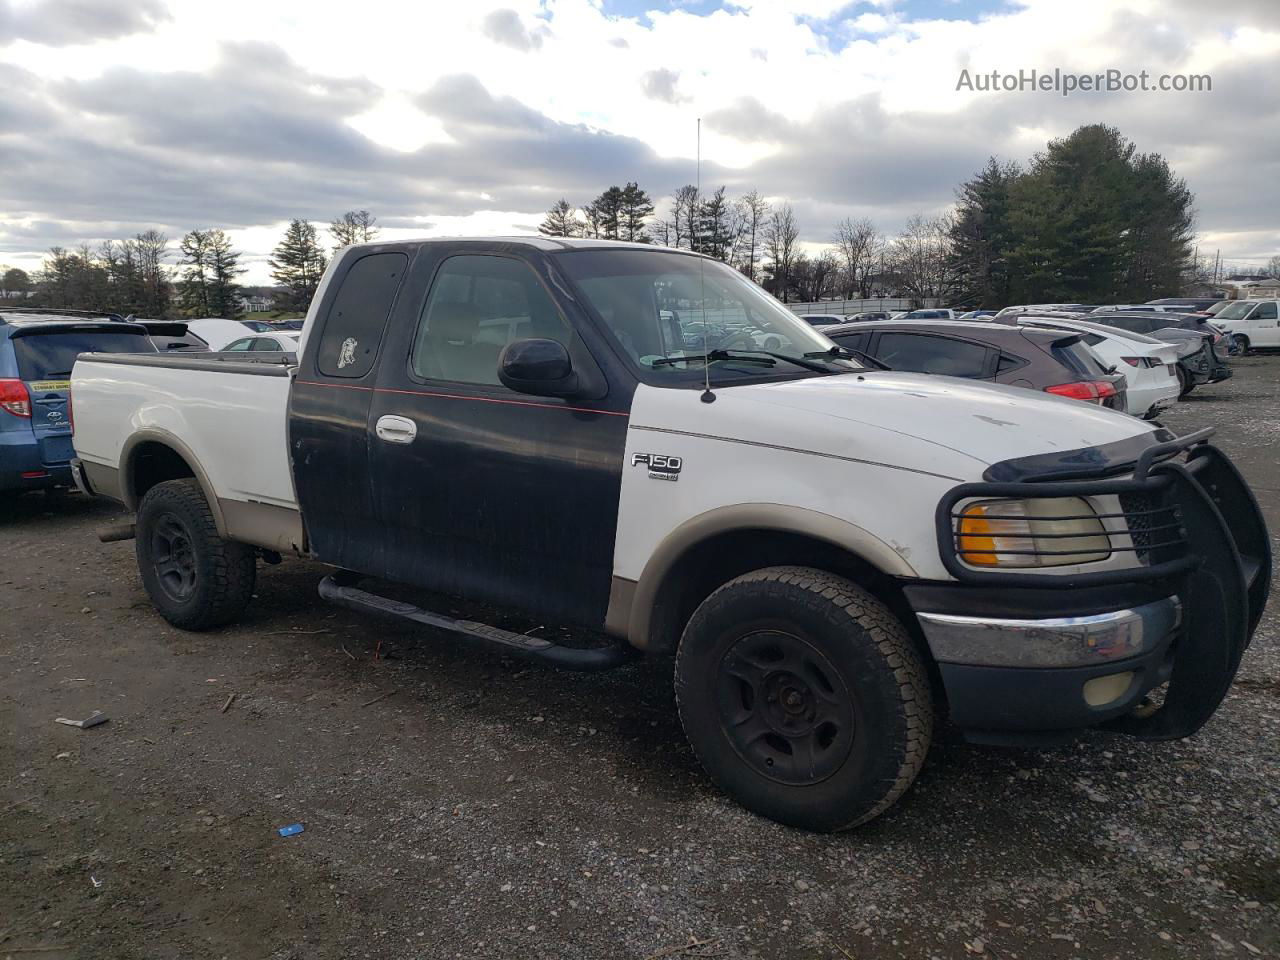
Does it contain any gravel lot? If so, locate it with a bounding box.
[2,357,1277,960]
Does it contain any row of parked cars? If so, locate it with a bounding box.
[796,298,1266,420]
[0,309,301,494]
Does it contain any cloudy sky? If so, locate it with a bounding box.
[1,0,1277,283]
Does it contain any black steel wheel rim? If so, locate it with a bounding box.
[151,513,197,602]
[715,629,856,785]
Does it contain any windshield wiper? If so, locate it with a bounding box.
[651,349,777,368]
[804,345,890,370]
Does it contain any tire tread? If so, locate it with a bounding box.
[674,565,934,831]
[136,478,255,630]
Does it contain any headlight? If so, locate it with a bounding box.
[956,497,1111,568]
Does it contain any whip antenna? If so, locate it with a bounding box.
[697,117,715,403]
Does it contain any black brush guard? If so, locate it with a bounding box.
[935,429,1271,741]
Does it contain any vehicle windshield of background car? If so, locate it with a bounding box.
[1215,301,1260,321]
[555,249,858,386]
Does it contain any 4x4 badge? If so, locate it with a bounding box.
[632,453,682,481]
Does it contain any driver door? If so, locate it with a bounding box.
[366,251,631,628]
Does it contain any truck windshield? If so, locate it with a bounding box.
[554,249,859,385]
[12,328,156,379]
[1215,302,1256,321]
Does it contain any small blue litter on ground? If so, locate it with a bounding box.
[277,823,305,837]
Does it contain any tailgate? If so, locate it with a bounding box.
[26,377,73,465]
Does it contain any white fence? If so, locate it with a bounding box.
[783,298,940,315]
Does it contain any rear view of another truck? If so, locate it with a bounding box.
[0,312,157,494]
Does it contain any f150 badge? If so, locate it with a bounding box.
[632,453,682,481]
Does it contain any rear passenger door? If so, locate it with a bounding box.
[291,249,410,568]
[364,250,630,628]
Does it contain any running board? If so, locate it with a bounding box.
[317,575,633,671]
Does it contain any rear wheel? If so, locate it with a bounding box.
[1235,335,1251,356]
[674,566,933,831]
[135,478,256,630]
[1175,365,1195,397]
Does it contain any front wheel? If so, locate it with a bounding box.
[674,566,933,831]
[135,478,256,630]
[1235,335,1251,356]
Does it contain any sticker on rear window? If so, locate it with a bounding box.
[337,338,357,369]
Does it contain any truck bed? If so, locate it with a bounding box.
[71,352,301,547]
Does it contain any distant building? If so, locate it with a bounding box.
[1240,279,1280,299]
[238,294,274,313]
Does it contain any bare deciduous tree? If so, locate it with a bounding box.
[329,210,379,251]
[889,214,960,307]
[734,190,770,282]
[833,217,884,298]
[763,203,800,302]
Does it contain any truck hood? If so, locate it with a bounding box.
[637,371,1159,481]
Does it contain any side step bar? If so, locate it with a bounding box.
[317,575,633,672]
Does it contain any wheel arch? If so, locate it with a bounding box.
[613,504,921,655]
[121,429,228,537]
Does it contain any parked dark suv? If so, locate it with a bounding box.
[823,319,1127,409]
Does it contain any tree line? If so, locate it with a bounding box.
[0,210,379,318]
[543,125,1202,306]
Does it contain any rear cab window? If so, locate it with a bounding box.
[315,252,409,379]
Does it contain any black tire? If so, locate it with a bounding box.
[1176,366,1194,397]
[674,566,933,831]
[1236,335,1251,356]
[135,478,256,630]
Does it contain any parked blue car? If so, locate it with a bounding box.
[1,310,157,494]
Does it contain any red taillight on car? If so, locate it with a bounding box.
[0,378,31,417]
[1121,357,1141,367]
[1045,379,1117,403]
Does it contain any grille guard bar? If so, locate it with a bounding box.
[934,427,1220,589]
[934,432,1272,741]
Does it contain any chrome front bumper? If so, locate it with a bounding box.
[917,597,1182,669]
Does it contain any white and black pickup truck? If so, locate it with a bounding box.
[69,238,1270,831]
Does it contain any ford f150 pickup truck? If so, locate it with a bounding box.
[69,238,1271,831]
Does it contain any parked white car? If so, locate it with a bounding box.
[222,332,301,353]
[796,314,848,329]
[1212,299,1280,353]
[185,318,260,351]
[1010,316,1182,419]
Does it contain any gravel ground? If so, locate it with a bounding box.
[1,357,1277,960]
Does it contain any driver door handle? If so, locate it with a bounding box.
[375,415,417,444]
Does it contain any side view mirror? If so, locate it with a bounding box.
[498,338,581,398]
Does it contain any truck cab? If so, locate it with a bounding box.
[68,238,1271,831]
